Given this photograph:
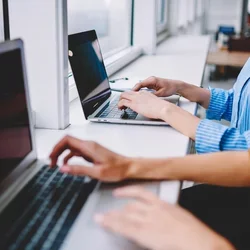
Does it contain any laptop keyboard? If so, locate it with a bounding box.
[96,96,138,120]
[0,165,97,250]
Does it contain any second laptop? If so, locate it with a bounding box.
[68,30,179,126]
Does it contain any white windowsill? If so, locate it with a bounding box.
[69,46,143,102]
[157,23,168,34]
[157,30,170,45]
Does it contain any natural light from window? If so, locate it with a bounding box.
[67,0,132,57]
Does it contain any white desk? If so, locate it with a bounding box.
[156,35,211,55]
[35,36,210,204]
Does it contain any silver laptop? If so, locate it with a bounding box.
[68,30,179,126]
[0,39,180,249]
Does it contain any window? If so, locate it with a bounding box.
[178,0,203,28]
[67,0,143,102]
[0,2,4,41]
[156,0,166,25]
[68,0,132,58]
[156,0,169,34]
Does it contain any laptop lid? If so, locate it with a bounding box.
[68,30,111,118]
[0,39,37,210]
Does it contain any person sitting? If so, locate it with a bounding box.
[118,58,250,154]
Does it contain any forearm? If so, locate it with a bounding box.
[160,102,200,140]
[195,120,250,154]
[209,234,236,250]
[127,151,250,187]
[176,82,210,109]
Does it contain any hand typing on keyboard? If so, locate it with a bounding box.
[50,135,162,182]
[50,136,135,182]
[120,110,128,119]
[118,90,170,121]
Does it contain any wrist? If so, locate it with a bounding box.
[126,158,147,179]
[175,81,189,96]
[159,101,176,122]
[126,158,175,180]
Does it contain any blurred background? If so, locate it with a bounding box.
[1,0,250,129]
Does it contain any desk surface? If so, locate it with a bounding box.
[156,35,211,55]
[207,50,250,67]
[35,36,210,204]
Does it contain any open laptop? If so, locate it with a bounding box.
[68,30,179,126]
[0,39,180,249]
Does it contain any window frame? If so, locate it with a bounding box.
[156,0,170,45]
[156,0,170,35]
[0,1,4,41]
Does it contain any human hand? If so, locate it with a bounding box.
[95,186,235,250]
[49,136,133,182]
[118,91,170,120]
[133,76,183,97]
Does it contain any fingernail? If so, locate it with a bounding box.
[94,214,104,224]
[60,165,70,173]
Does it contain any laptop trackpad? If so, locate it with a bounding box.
[94,181,159,214]
[88,181,159,249]
[62,181,159,250]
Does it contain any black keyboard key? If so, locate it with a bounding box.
[0,165,97,250]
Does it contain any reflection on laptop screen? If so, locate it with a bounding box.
[69,30,111,118]
[0,49,32,183]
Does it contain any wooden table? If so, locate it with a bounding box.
[207,50,250,67]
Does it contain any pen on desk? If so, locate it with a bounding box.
[110,88,130,92]
[109,77,129,83]
[111,88,155,93]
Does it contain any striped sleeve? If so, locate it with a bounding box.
[195,119,250,154]
[206,88,234,122]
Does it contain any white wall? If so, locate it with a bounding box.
[133,0,157,55]
[8,0,69,129]
[205,0,243,33]
[169,0,179,35]
[0,0,4,42]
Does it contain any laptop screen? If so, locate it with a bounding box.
[0,48,32,183]
[68,30,111,118]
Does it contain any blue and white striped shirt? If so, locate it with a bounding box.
[195,58,250,154]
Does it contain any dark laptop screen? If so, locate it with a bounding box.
[68,30,111,118]
[0,48,32,183]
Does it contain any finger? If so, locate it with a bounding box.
[132,77,157,91]
[50,136,83,167]
[132,82,144,91]
[120,91,136,101]
[154,89,165,97]
[60,164,102,179]
[118,99,132,110]
[123,201,148,215]
[113,186,162,205]
[60,164,124,182]
[63,151,75,165]
[94,211,141,240]
[50,137,97,167]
